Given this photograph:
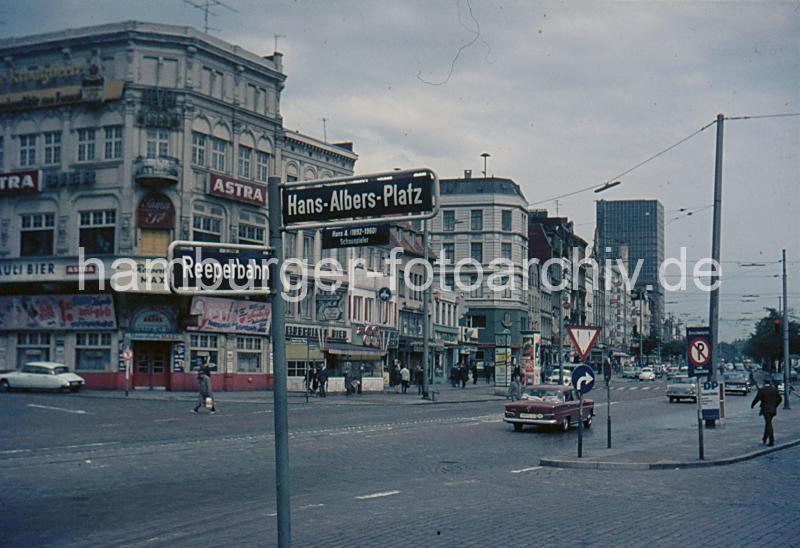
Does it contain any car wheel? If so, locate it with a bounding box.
[0,380,8,393]
[561,417,570,432]
[584,415,592,428]
[513,423,524,432]
[70,386,81,393]
[669,396,674,403]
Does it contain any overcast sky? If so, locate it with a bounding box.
[3,1,798,342]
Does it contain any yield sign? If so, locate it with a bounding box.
[566,326,601,361]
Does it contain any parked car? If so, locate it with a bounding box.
[667,375,696,402]
[0,362,85,393]
[622,365,638,379]
[639,367,656,381]
[504,385,594,432]
[723,373,751,395]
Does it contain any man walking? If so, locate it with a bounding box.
[192,365,216,414]
[317,364,328,398]
[400,364,410,394]
[751,377,782,446]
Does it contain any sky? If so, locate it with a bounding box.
[3,0,798,342]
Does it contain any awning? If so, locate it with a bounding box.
[326,343,385,358]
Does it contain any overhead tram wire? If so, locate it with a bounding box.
[530,118,718,206]
[725,112,800,121]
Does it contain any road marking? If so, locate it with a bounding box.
[444,479,479,486]
[0,441,119,455]
[511,466,542,474]
[154,418,179,423]
[355,490,401,500]
[27,404,88,415]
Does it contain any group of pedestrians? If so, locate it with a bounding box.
[388,363,425,395]
[306,365,329,397]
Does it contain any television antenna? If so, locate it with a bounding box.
[182,0,238,34]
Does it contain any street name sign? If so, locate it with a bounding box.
[687,326,712,377]
[571,365,596,394]
[282,168,438,229]
[167,240,272,295]
[566,326,601,361]
[321,223,390,249]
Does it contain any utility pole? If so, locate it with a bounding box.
[558,235,565,384]
[422,219,430,399]
[267,176,291,547]
[707,113,724,427]
[321,117,328,143]
[782,249,791,409]
[639,290,644,367]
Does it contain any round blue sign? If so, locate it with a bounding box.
[378,287,392,303]
[571,365,596,395]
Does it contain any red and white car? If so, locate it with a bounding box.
[504,384,594,432]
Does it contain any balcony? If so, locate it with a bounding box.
[134,156,180,187]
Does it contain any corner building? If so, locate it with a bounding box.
[0,22,356,390]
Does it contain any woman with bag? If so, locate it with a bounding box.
[192,365,217,414]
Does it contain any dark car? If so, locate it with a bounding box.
[504,385,594,432]
[723,373,751,395]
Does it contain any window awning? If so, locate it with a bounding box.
[326,343,385,358]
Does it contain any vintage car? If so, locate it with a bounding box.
[723,373,751,395]
[667,375,696,402]
[639,367,656,381]
[504,385,594,432]
[0,362,85,393]
[544,367,575,387]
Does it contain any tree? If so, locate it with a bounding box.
[742,308,799,368]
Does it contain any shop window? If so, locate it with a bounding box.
[19,134,37,166]
[75,332,112,371]
[236,336,262,372]
[190,334,219,371]
[139,229,170,256]
[192,132,207,166]
[79,209,116,255]
[192,214,222,242]
[17,332,50,367]
[104,126,123,160]
[238,145,252,178]
[146,128,169,159]
[44,131,61,165]
[77,128,96,162]
[20,213,55,257]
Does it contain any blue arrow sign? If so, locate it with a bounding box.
[571,365,596,395]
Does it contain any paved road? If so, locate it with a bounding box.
[2,380,798,547]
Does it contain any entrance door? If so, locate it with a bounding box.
[133,342,171,389]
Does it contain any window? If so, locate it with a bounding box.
[79,209,116,254]
[443,210,455,232]
[502,210,512,231]
[77,128,96,161]
[351,295,363,322]
[501,242,512,260]
[20,213,55,256]
[211,138,227,171]
[255,150,269,181]
[19,134,37,166]
[140,230,170,256]
[192,132,207,166]
[75,332,112,371]
[303,234,314,263]
[442,243,454,262]
[239,223,265,245]
[44,132,61,165]
[17,332,51,367]
[288,360,323,377]
[470,315,486,328]
[284,231,297,258]
[192,214,222,242]
[236,336,262,372]
[190,334,219,371]
[471,209,483,231]
[298,289,312,318]
[146,128,169,159]
[470,242,483,263]
[238,145,252,178]
[104,126,123,159]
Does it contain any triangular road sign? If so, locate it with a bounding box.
[566,326,601,361]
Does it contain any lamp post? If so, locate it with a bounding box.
[480,152,491,178]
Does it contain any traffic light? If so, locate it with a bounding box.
[774,319,781,335]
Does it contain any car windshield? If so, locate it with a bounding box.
[672,376,693,384]
[521,389,564,403]
[53,367,70,375]
[642,368,653,373]
[725,374,747,382]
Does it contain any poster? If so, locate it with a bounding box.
[188,296,271,334]
[0,294,116,330]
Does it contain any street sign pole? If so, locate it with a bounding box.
[606,377,611,449]
[782,249,790,410]
[422,218,430,399]
[571,365,595,459]
[578,393,584,458]
[305,339,310,404]
[269,175,291,547]
[696,376,704,460]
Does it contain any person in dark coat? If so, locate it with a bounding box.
[317,365,328,398]
[460,363,468,388]
[414,366,424,394]
[192,365,216,414]
[751,378,783,446]
[344,367,354,397]
[470,362,478,384]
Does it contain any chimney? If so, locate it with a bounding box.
[464,169,472,179]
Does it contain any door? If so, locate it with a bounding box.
[133,342,171,389]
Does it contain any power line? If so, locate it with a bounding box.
[725,112,800,121]
[530,118,718,206]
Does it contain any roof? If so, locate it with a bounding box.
[439,176,527,202]
[24,362,66,368]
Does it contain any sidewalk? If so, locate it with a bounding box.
[540,396,800,470]
[75,381,507,406]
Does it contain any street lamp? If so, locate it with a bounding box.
[480,152,491,178]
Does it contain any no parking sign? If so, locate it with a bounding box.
[687,326,712,377]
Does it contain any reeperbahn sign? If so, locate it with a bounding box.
[167,241,272,295]
[322,224,390,249]
[282,168,437,228]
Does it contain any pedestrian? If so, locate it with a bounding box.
[471,362,478,385]
[390,364,400,394]
[751,377,782,446]
[311,367,319,394]
[307,367,316,395]
[508,370,522,401]
[400,365,410,394]
[415,366,424,395]
[450,365,459,387]
[460,363,468,388]
[344,366,354,397]
[317,364,328,398]
[192,365,216,414]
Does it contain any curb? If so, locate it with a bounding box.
[539,437,800,470]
